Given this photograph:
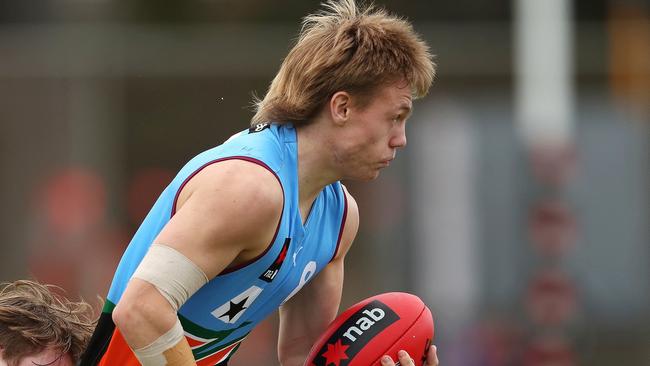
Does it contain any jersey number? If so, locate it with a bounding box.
[282,261,316,304]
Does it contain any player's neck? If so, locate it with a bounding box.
[295,122,340,206]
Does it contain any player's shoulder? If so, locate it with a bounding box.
[179,158,283,216]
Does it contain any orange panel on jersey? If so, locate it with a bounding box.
[98,328,141,366]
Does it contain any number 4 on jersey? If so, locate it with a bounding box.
[211,286,262,324]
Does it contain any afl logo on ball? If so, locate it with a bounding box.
[313,300,399,366]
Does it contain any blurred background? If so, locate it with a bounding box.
[0,0,648,365]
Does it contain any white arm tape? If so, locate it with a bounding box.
[133,317,185,366]
[132,244,209,311]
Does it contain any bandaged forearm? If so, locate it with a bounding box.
[132,244,209,311]
[133,318,195,366]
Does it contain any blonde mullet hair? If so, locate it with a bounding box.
[252,0,435,126]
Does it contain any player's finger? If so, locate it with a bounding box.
[426,345,439,366]
[380,355,396,366]
[397,350,415,366]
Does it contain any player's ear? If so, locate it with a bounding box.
[330,91,351,126]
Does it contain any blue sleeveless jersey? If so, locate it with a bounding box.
[93,123,347,365]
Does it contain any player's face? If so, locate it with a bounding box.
[339,81,412,180]
[0,347,74,366]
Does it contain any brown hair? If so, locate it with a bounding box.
[251,0,435,126]
[0,280,96,365]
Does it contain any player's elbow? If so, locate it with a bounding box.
[113,278,182,341]
[112,291,175,346]
[112,297,159,340]
[112,297,147,336]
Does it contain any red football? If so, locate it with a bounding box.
[304,292,434,366]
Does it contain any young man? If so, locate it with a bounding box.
[81,0,438,365]
[0,280,96,366]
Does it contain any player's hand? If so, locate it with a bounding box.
[380,345,439,366]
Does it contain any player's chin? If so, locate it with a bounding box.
[360,169,382,181]
[345,166,383,181]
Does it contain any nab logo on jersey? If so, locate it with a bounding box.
[259,238,291,283]
[249,122,270,133]
[313,300,399,366]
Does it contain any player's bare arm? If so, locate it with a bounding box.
[277,189,359,366]
[112,160,283,365]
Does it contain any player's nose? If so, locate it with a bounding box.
[390,124,407,149]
